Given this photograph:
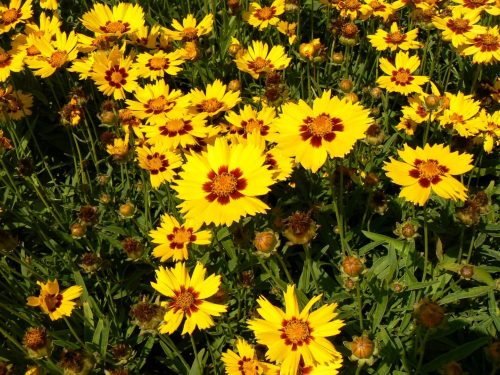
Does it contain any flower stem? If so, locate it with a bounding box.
[64,317,85,348]
[421,210,429,282]
[274,252,293,284]
[356,281,364,331]
[190,334,203,373]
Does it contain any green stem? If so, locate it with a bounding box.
[421,210,429,283]
[274,252,293,284]
[465,230,476,264]
[190,334,203,374]
[415,330,430,375]
[159,335,190,371]
[356,281,364,331]
[64,317,85,348]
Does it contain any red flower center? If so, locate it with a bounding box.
[44,293,63,312]
[1,8,20,25]
[105,65,128,88]
[248,57,274,74]
[391,68,414,86]
[159,119,193,137]
[0,51,12,68]
[474,33,500,52]
[446,18,471,34]
[145,95,175,114]
[280,317,313,351]
[147,56,169,71]
[254,6,276,20]
[146,152,169,175]
[167,226,196,249]
[203,166,247,205]
[170,286,201,316]
[409,159,450,187]
[238,357,259,375]
[100,20,130,34]
[300,113,344,148]
[385,31,406,44]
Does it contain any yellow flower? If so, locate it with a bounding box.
[376,51,429,95]
[396,117,419,135]
[81,2,145,37]
[273,90,372,172]
[225,104,277,141]
[451,0,500,15]
[235,40,291,79]
[135,49,185,80]
[136,144,182,188]
[433,8,482,48]
[383,144,473,205]
[244,0,285,30]
[164,13,213,41]
[0,89,32,121]
[173,137,275,226]
[462,26,500,64]
[141,111,209,151]
[149,214,212,262]
[27,30,78,78]
[128,24,165,50]
[478,110,500,153]
[151,262,227,335]
[106,132,130,161]
[40,0,57,10]
[438,92,486,137]
[247,285,344,375]
[368,23,422,51]
[26,279,83,321]
[126,79,190,123]
[190,79,241,117]
[0,45,25,81]
[360,0,403,21]
[0,0,32,34]
[222,339,275,375]
[277,21,297,44]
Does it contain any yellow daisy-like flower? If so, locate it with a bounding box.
[141,111,209,151]
[136,144,182,189]
[432,8,482,48]
[451,0,500,15]
[277,21,298,44]
[76,33,115,53]
[0,0,32,34]
[149,214,212,262]
[81,2,145,37]
[377,51,429,95]
[173,137,275,226]
[368,23,422,51]
[89,46,139,100]
[396,117,419,136]
[438,92,485,137]
[151,262,227,335]
[235,40,291,79]
[106,132,130,161]
[225,105,277,141]
[360,0,403,21]
[26,279,83,321]
[190,79,241,118]
[247,284,344,375]
[245,0,285,30]
[383,144,473,205]
[40,0,57,10]
[462,26,500,64]
[164,13,213,41]
[265,147,294,181]
[129,24,164,50]
[222,338,274,375]
[335,0,365,21]
[127,79,190,124]
[0,89,32,121]
[0,45,25,81]
[401,93,443,125]
[135,49,185,80]
[478,110,500,153]
[27,30,78,78]
[273,90,372,173]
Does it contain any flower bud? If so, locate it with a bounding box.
[70,223,86,239]
[370,87,382,99]
[254,230,280,256]
[119,202,135,219]
[424,94,440,110]
[331,52,344,65]
[414,299,445,328]
[339,78,354,93]
[228,79,241,92]
[459,264,474,279]
[282,211,318,245]
[342,256,364,277]
[350,335,375,359]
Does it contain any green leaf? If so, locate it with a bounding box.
[362,231,406,252]
[439,286,492,304]
[421,337,489,372]
[189,348,206,375]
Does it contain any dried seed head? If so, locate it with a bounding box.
[23,327,51,358]
[59,349,94,374]
[459,265,474,279]
[282,211,318,245]
[414,299,445,328]
[100,131,116,146]
[130,301,165,332]
[341,23,359,38]
[17,157,34,176]
[80,252,102,273]
[369,191,388,215]
[365,123,385,145]
[342,256,364,277]
[79,205,98,225]
[363,172,379,187]
[227,0,240,12]
[121,237,144,260]
[240,270,254,288]
[485,341,500,365]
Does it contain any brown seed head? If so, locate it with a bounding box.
[121,237,144,259]
[414,299,445,328]
[459,265,474,279]
[23,327,48,351]
[79,205,98,225]
[282,211,317,245]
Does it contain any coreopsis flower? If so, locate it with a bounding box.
[235,40,291,79]
[478,110,500,153]
[222,339,275,374]
[383,144,473,205]
[23,327,51,359]
[106,132,130,161]
[265,147,294,181]
[396,117,419,135]
[0,0,32,34]
[244,0,285,30]
[247,285,344,375]
[377,52,429,95]
[273,90,372,172]
[81,2,145,37]
[0,90,32,121]
[150,262,227,335]
[368,23,422,51]
[135,49,185,80]
[149,214,212,262]
[88,46,139,100]
[136,144,182,188]
[141,111,209,151]
[462,26,500,64]
[360,0,403,21]
[0,130,13,152]
[401,94,443,125]
[451,0,500,15]
[126,79,190,123]
[164,13,213,41]
[27,31,78,78]
[432,8,482,48]
[26,279,83,321]
[40,0,57,10]
[277,21,297,44]
[173,137,275,226]
[190,79,240,118]
[0,45,25,81]
[335,0,364,20]
[438,92,485,137]
[225,105,277,141]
